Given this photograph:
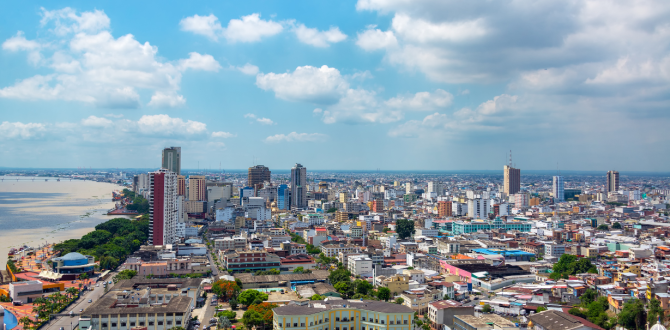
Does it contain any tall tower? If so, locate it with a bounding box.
[248,165,271,191]
[553,176,564,203]
[606,171,620,193]
[149,168,178,245]
[290,163,307,209]
[188,175,207,201]
[503,151,520,195]
[161,147,181,175]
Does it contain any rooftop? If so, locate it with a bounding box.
[273,300,413,316]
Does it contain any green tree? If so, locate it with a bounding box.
[116,269,137,280]
[537,306,547,312]
[396,219,415,239]
[216,310,237,322]
[326,207,338,213]
[647,299,664,325]
[612,222,622,229]
[354,279,373,296]
[311,294,323,301]
[229,298,238,310]
[482,304,492,313]
[238,290,269,307]
[377,287,391,301]
[580,289,598,306]
[618,299,646,330]
[394,297,404,304]
[334,281,354,299]
[597,224,609,230]
[569,307,587,319]
[328,268,352,284]
[293,267,305,273]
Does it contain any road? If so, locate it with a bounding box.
[44,278,116,330]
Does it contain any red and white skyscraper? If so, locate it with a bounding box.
[149,168,178,245]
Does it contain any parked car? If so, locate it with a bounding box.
[88,299,93,303]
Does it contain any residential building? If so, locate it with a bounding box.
[545,243,566,258]
[291,164,307,209]
[428,300,474,330]
[451,218,531,235]
[348,255,374,277]
[454,314,516,330]
[248,165,271,191]
[529,310,605,330]
[149,168,179,245]
[320,243,361,258]
[438,201,452,217]
[467,199,489,219]
[188,175,206,201]
[222,250,281,272]
[177,175,186,196]
[380,274,410,296]
[161,146,181,175]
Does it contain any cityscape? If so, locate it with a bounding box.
[1,2,670,330]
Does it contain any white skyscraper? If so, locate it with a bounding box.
[467,199,489,219]
[553,176,565,203]
[427,182,443,196]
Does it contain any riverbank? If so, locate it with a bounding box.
[0,176,126,266]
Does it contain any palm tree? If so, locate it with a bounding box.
[19,316,33,330]
[66,287,79,300]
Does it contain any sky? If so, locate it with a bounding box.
[1,0,669,171]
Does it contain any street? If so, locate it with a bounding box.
[44,279,115,330]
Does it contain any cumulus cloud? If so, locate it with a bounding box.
[137,115,207,136]
[180,13,283,43]
[0,8,220,108]
[236,63,259,75]
[81,115,113,127]
[0,121,47,140]
[356,27,398,51]
[385,89,453,110]
[292,24,347,47]
[244,113,275,125]
[265,132,327,143]
[256,65,349,104]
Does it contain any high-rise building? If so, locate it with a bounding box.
[177,175,186,196]
[277,184,290,210]
[248,165,271,191]
[503,165,521,195]
[188,175,206,201]
[437,201,452,217]
[606,171,619,193]
[405,183,412,194]
[427,182,443,196]
[290,163,307,209]
[553,176,564,202]
[149,168,178,245]
[467,199,489,219]
[161,147,181,175]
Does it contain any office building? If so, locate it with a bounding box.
[248,165,271,191]
[451,217,531,235]
[272,300,413,330]
[177,175,186,196]
[428,300,474,330]
[291,163,307,209]
[553,176,564,203]
[503,165,521,195]
[277,184,290,210]
[607,170,620,193]
[427,182,443,196]
[149,169,179,245]
[467,199,489,219]
[437,201,452,217]
[161,147,181,175]
[188,175,206,201]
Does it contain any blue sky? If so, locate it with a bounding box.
[1,0,669,171]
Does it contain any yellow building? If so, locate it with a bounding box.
[381,274,409,296]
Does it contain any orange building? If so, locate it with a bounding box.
[372,199,384,212]
[437,201,452,217]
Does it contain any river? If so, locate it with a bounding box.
[0,176,126,266]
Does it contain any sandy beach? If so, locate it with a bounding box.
[0,176,127,266]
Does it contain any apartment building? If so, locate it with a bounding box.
[222,250,281,272]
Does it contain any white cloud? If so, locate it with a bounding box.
[0,8,220,108]
[81,115,113,127]
[2,31,42,65]
[236,63,259,75]
[137,114,207,136]
[293,24,347,47]
[40,7,110,35]
[0,121,46,140]
[178,52,221,72]
[148,92,186,108]
[356,27,398,51]
[179,14,223,41]
[211,131,236,138]
[224,13,283,43]
[105,113,124,118]
[244,113,275,125]
[256,65,349,104]
[385,89,453,110]
[391,13,486,43]
[265,132,327,143]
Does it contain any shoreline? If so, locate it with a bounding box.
[0,177,127,266]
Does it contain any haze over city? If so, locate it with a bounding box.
[2,1,669,171]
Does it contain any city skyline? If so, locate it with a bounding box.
[2,1,670,171]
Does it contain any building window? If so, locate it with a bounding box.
[139,322,145,326]
[362,317,366,321]
[111,323,117,327]
[301,324,305,327]
[149,322,154,326]
[404,321,408,324]
[102,323,108,328]
[294,323,298,327]
[176,321,181,325]
[167,321,172,325]
[158,321,163,325]
[336,318,340,321]
[130,322,135,326]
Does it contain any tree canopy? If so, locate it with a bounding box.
[396,219,415,239]
[550,254,597,279]
[238,290,269,307]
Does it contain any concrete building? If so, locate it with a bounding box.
[553,176,564,203]
[348,255,373,277]
[277,184,290,210]
[545,243,566,258]
[503,165,521,195]
[428,300,474,330]
[454,314,516,330]
[291,164,307,209]
[607,170,620,193]
[438,201,452,217]
[188,175,206,201]
[149,168,179,246]
[272,300,414,330]
[161,147,181,175]
[248,165,271,191]
[222,250,281,272]
[467,199,489,219]
[51,252,96,279]
[380,274,410,296]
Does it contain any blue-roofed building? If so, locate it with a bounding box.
[472,248,536,262]
[51,252,95,279]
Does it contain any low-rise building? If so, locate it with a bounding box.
[222,250,281,272]
[453,314,516,330]
[428,300,474,330]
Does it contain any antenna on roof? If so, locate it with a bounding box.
[509,150,513,167]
